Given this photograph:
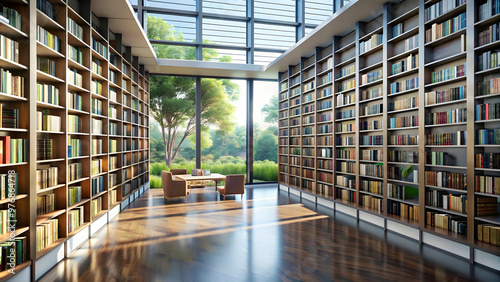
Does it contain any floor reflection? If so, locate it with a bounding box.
[40,186,500,282]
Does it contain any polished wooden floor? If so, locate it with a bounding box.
[40,186,500,281]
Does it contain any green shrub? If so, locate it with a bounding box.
[150,163,169,176]
[253,160,278,181]
[150,175,162,188]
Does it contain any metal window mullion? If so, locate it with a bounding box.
[247,79,254,183]
[247,0,254,64]
[196,0,203,60]
[296,0,305,41]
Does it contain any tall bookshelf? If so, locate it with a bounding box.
[0,0,150,281]
[277,0,500,269]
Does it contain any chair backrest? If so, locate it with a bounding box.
[224,174,245,194]
[161,170,172,190]
[170,169,187,175]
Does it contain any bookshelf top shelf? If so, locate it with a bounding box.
[387,6,419,26]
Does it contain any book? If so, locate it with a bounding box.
[37,57,56,76]
[37,138,53,160]
[68,186,82,206]
[68,162,82,182]
[36,166,58,191]
[0,34,19,63]
[36,25,61,52]
[37,83,59,105]
[68,92,83,111]
[36,219,58,252]
[0,107,19,128]
[36,193,55,216]
[0,68,24,97]
[68,206,84,233]
[37,111,61,132]
[67,17,83,40]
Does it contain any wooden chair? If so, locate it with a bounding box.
[170,169,187,175]
[161,170,188,202]
[217,175,245,200]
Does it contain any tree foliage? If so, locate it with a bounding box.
[254,131,278,162]
[261,95,279,124]
[147,15,240,167]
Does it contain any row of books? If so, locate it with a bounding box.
[37,0,56,20]
[92,59,102,75]
[392,23,403,38]
[476,197,498,216]
[91,98,102,115]
[0,68,24,97]
[91,176,104,196]
[36,25,61,53]
[477,76,500,96]
[359,34,382,54]
[110,156,118,170]
[68,114,81,133]
[425,108,467,125]
[68,162,82,182]
[109,106,117,119]
[389,115,418,128]
[475,175,500,195]
[68,206,84,233]
[0,34,19,64]
[476,153,500,169]
[36,218,58,252]
[92,138,103,155]
[361,135,383,146]
[424,0,466,22]
[37,111,61,132]
[388,150,418,163]
[337,79,355,92]
[336,161,356,173]
[0,106,18,128]
[91,159,102,175]
[388,184,418,200]
[337,189,356,203]
[336,109,355,119]
[426,131,466,146]
[68,185,82,206]
[68,92,83,111]
[360,180,382,195]
[360,119,382,130]
[336,149,355,160]
[390,77,418,94]
[478,0,500,21]
[68,45,83,65]
[425,171,466,189]
[67,17,83,41]
[91,80,103,95]
[91,197,102,218]
[424,86,466,106]
[388,96,418,112]
[430,63,466,84]
[336,92,354,106]
[478,49,500,71]
[0,209,15,235]
[336,136,355,146]
[0,5,21,31]
[477,21,500,47]
[36,166,58,190]
[360,195,382,211]
[37,83,59,106]
[67,68,83,87]
[362,150,382,162]
[338,64,355,79]
[37,138,52,160]
[476,128,500,145]
[361,70,382,85]
[477,224,500,246]
[0,173,18,199]
[36,193,55,216]
[68,138,82,158]
[92,118,103,134]
[0,137,27,164]
[425,190,467,213]
[426,212,466,235]
[388,166,418,183]
[303,81,314,92]
[475,103,500,121]
[391,54,418,75]
[360,164,383,178]
[37,57,56,77]
[360,103,382,116]
[337,123,354,133]
[92,38,108,60]
[425,12,466,43]
[388,201,419,221]
[0,236,26,270]
[389,134,419,146]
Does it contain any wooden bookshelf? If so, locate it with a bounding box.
[277,0,500,265]
[0,0,151,280]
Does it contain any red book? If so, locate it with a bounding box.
[0,136,10,164]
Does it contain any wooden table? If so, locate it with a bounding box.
[173,173,226,190]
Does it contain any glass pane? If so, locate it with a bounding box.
[305,0,334,25]
[128,0,138,5]
[254,51,282,65]
[203,0,246,17]
[253,80,278,182]
[203,48,247,64]
[146,0,197,11]
[148,76,197,188]
[203,18,246,46]
[152,44,196,60]
[255,0,296,23]
[254,23,296,49]
[201,78,247,183]
[147,13,196,42]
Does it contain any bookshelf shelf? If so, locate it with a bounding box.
[0,21,28,38]
[37,184,66,194]
[36,238,66,260]
[0,56,27,70]
[423,2,466,26]
[277,0,500,265]
[36,158,65,164]
[67,222,91,239]
[36,101,64,109]
[36,41,64,58]
[0,127,28,132]
[36,209,66,225]
[0,226,29,244]
[0,261,31,281]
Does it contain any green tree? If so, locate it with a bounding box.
[147,15,240,167]
[261,96,279,124]
[254,131,278,162]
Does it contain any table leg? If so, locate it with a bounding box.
[215,180,218,191]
